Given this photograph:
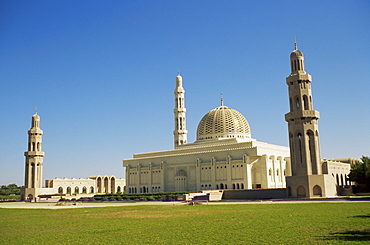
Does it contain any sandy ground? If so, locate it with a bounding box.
[0,199,369,209]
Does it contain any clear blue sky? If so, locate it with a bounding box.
[1,1,369,186]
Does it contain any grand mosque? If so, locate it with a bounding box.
[123,44,351,198]
[22,44,352,201]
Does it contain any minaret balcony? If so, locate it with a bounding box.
[24,151,45,157]
[285,110,320,121]
[286,73,312,84]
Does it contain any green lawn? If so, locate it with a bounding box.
[0,202,369,244]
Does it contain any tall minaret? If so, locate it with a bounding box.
[285,42,321,176]
[22,113,45,201]
[173,72,188,148]
[285,43,333,198]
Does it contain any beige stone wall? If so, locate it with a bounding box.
[124,139,290,193]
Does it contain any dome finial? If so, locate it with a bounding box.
[294,37,298,50]
[177,69,180,76]
[220,93,224,106]
[35,107,38,115]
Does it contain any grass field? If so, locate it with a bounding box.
[0,202,369,244]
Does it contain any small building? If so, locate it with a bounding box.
[21,114,125,201]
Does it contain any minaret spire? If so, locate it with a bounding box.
[220,93,224,106]
[294,37,297,50]
[173,72,188,148]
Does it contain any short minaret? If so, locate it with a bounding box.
[285,42,336,198]
[21,113,45,201]
[173,72,188,148]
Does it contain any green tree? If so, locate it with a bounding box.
[348,156,370,192]
[0,184,22,195]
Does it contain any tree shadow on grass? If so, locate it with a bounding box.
[322,229,370,241]
[321,214,370,241]
[352,214,370,218]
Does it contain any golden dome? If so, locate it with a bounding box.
[196,105,251,141]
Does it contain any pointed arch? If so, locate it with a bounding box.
[303,95,309,110]
[313,185,322,196]
[297,185,306,197]
[110,176,116,193]
[297,133,303,164]
[307,130,317,174]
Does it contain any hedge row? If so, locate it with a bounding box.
[60,192,189,202]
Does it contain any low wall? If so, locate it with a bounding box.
[223,188,287,200]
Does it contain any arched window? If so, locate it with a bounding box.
[297,185,306,197]
[30,163,35,188]
[220,183,224,189]
[303,95,309,110]
[313,185,322,196]
[336,174,339,185]
[82,186,87,193]
[58,187,63,194]
[237,183,240,189]
[232,184,235,189]
[241,183,244,189]
[117,186,121,193]
[295,97,300,108]
[97,177,102,193]
[294,60,297,71]
[298,133,303,163]
[289,133,294,165]
[297,59,300,70]
[307,130,317,174]
[111,177,116,193]
[90,186,94,193]
[104,177,109,193]
[66,187,71,194]
[75,186,79,194]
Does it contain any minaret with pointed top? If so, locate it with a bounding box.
[285,42,335,198]
[173,72,188,148]
[21,113,45,201]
